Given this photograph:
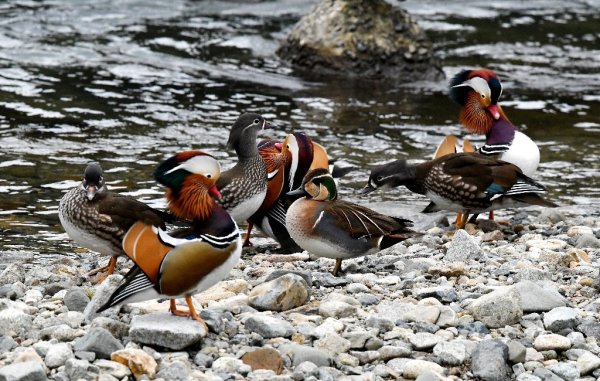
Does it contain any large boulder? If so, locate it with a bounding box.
[277,0,442,80]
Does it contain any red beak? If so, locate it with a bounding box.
[487,104,501,120]
[208,184,222,200]
[274,142,283,151]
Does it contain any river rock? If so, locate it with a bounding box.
[244,314,293,338]
[65,358,100,381]
[514,281,566,312]
[0,336,17,354]
[526,239,567,251]
[445,229,482,261]
[44,342,74,368]
[83,275,123,322]
[471,340,511,381]
[211,356,250,375]
[314,332,352,355]
[111,348,157,379]
[241,348,284,374]
[377,301,440,324]
[73,327,123,360]
[577,352,600,375]
[278,343,333,367]
[128,312,205,350]
[543,307,578,332]
[575,234,600,248]
[156,360,190,381]
[264,270,313,286]
[319,293,359,318]
[378,344,411,361]
[567,226,593,237]
[95,359,131,379]
[433,341,467,365]
[534,334,571,351]
[548,362,580,380]
[410,332,444,351]
[387,358,445,379]
[248,274,310,311]
[0,361,47,381]
[508,341,527,364]
[63,288,90,312]
[0,308,33,337]
[277,0,442,80]
[470,286,522,328]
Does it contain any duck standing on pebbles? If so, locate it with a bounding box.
[286,168,414,276]
[362,153,558,229]
[216,113,271,225]
[98,151,241,330]
[58,163,167,281]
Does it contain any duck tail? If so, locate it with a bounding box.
[512,194,559,208]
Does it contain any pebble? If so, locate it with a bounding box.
[433,340,467,365]
[212,356,251,375]
[410,332,444,351]
[577,352,600,375]
[514,281,566,312]
[508,340,527,364]
[249,274,310,311]
[548,362,580,380]
[543,307,578,332]
[279,343,332,367]
[0,361,47,381]
[388,358,445,379]
[471,340,511,381]
[72,327,123,360]
[111,348,157,379]
[44,342,74,368]
[534,334,571,351]
[444,229,482,261]
[63,287,90,312]
[245,314,294,338]
[129,312,206,350]
[241,347,284,374]
[95,359,132,379]
[470,286,523,328]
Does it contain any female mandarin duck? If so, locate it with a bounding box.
[449,69,539,177]
[362,153,557,229]
[59,163,167,280]
[286,168,414,276]
[216,112,271,225]
[98,151,241,331]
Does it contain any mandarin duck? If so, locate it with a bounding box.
[216,112,270,225]
[362,153,557,229]
[59,163,167,280]
[98,152,241,330]
[286,168,414,276]
[450,69,539,177]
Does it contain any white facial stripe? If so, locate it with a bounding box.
[453,77,491,99]
[286,135,299,190]
[165,155,221,177]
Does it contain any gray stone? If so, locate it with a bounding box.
[0,336,17,354]
[378,344,411,361]
[0,308,33,337]
[94,359,131,379]
[471,340,511,381]
[536,209,565,224]
[356,294,380,306]
[65,358,100,381]
[318,366,343,381]
[577,352,600,375]
[83,275,123,322]
[415,370,446,381]
[292,361,319,379]
[0,361,47,381]
[63,288,90,312]
[0,264,25,286]
[350,350,380,365]
[533,367,563,381]
[543,307,578,332]
[577,318,600,340]
[211,356,250,375]
[445,229,481,262]
[249,274,310,312]
[508,341,527,364]
[313,272,350,287]
[387,358,444,379]
[279,343,333,367]
[45,342,74,368]
[276,0,442,80]
[156,360,189,380]
[533,334,571,351]
[74,351,95,362]
[265,270,312,286]
[470,286,522,328]
[314,333,351,355]
[575,234,600,248]
[343,331,373,349]
[194,352,213,368]
[245,314,293,338]
[377,301,440,324]
[410,332,444,351]
[39,324,82,342]
[365,316,394,333]
[73,327,123,360]
[436,306,458,327]
[433,341,467,365]
[90,317,129,339]
[514,281,566,312]
[129,312,205,350]
[548,363,580,381]
[414,285,457,303]
[319,300,357,319]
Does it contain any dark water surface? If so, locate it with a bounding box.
[1,0,599,261]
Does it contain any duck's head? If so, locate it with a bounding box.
[283,132,314,191]
[288,168,337,202]
[227,113,271,158]
[449,69,505,134]
[361,159,413,194]
[154,151,221,221]
[258,138,287,172]
[81,163,107,201]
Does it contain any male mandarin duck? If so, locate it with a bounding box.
[286,168,414,276]
[59,163,167,280]
[449,69,539,177]
[98,151,242,330]
[216,112,270,225]
[362,153,557,229]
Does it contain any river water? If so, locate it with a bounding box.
[0,0,599,262]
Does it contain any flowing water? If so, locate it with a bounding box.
[0,0,599,263]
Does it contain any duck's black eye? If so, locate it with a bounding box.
[253,119,260,124]
[481,93,486,98]
[206,174,212,178]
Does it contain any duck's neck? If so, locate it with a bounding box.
[406,164,428,195]
[235,130,259,159]
[486,116,516,145]
[192,203,237,236]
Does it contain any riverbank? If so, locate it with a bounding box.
[1,206,600,380]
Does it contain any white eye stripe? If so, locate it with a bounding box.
[453,77,491,99]
[165,155,221,177]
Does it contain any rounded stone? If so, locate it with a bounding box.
[248,274,310,312]
[534,334,571,351]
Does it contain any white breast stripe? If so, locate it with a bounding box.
[312,211,324,230]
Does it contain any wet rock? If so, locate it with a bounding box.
[156,360,190,380]
[128,312,205,350]
[577,352,600,375]
[245,314,293,338]
[508,341,527,364]
[445,229,482,261]
[534,334,571,351]
[0,361,48,381]
[248,274,310,311]
[277,0,442,80]
[543,307,578,332]
[63,287,90,312]
[470,286,522,328]
[211,356,250,375]
[387,358,445,379]
[95,359,132,379]
[0,308,33,337]
[111,348,157,379]
[433,341,467,365]
[575,234,600,248]
[241,348,284,374]
[279,343,333,367]
[471,340,511,381]
[44,342,74,368]
[548,362,579,380]
[65,358,100,381]
[73,327,123,360]
[514,281,566,312]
